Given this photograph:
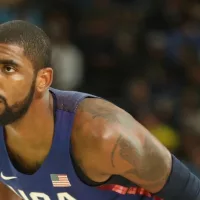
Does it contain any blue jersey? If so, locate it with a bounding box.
[0,88,161,200]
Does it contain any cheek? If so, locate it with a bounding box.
[12,73,25,81]
[8,74,33,104]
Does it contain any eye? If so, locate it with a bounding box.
[3,65,15,73]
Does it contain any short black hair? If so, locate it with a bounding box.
[0,20,51,71]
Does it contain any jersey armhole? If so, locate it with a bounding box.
[70,151,137,188]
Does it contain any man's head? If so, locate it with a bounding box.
[0,20,53,126]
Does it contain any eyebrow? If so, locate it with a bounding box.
[0,60,18,66]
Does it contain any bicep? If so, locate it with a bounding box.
[0,182,21,200]
[77,98,172,193]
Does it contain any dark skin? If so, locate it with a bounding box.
[0,43,54,199]
[0,44,171,199]
[71,98,171,193]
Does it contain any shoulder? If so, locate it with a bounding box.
[70,97,136,175]
[76,98,133,126]
[72,98,134,141]
[71,98,124,150]
[70,98,172,192]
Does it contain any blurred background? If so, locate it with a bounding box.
[1,0,200,178]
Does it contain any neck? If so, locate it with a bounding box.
[4,91,54,144]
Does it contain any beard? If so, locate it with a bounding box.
[0,78,36,126]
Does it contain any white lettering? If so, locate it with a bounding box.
[18,190,30,200]
[30,192,51,200]
[5,185,77,200]
[57,192,77,200]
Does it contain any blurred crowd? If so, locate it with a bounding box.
[1,0,200,177]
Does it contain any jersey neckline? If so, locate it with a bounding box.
[0,90,58,180]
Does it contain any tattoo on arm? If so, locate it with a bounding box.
[111,134,171,189]
[79,99,120,122]
[79,99,133,128]
[79,98,171,191]
[111,135,122,168]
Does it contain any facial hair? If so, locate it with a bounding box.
[0,78,36,126]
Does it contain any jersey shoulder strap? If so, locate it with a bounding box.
[49,88,97,113]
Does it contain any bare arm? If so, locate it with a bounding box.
[72,98,171,193]
[0,182,21,200]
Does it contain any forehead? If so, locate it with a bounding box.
[0,43,33,68]
[0,43,24,58]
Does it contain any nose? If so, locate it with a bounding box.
[0,77,6,98]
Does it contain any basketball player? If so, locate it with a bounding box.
[0,20,199,200]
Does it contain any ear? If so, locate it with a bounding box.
[35,68,53,93]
